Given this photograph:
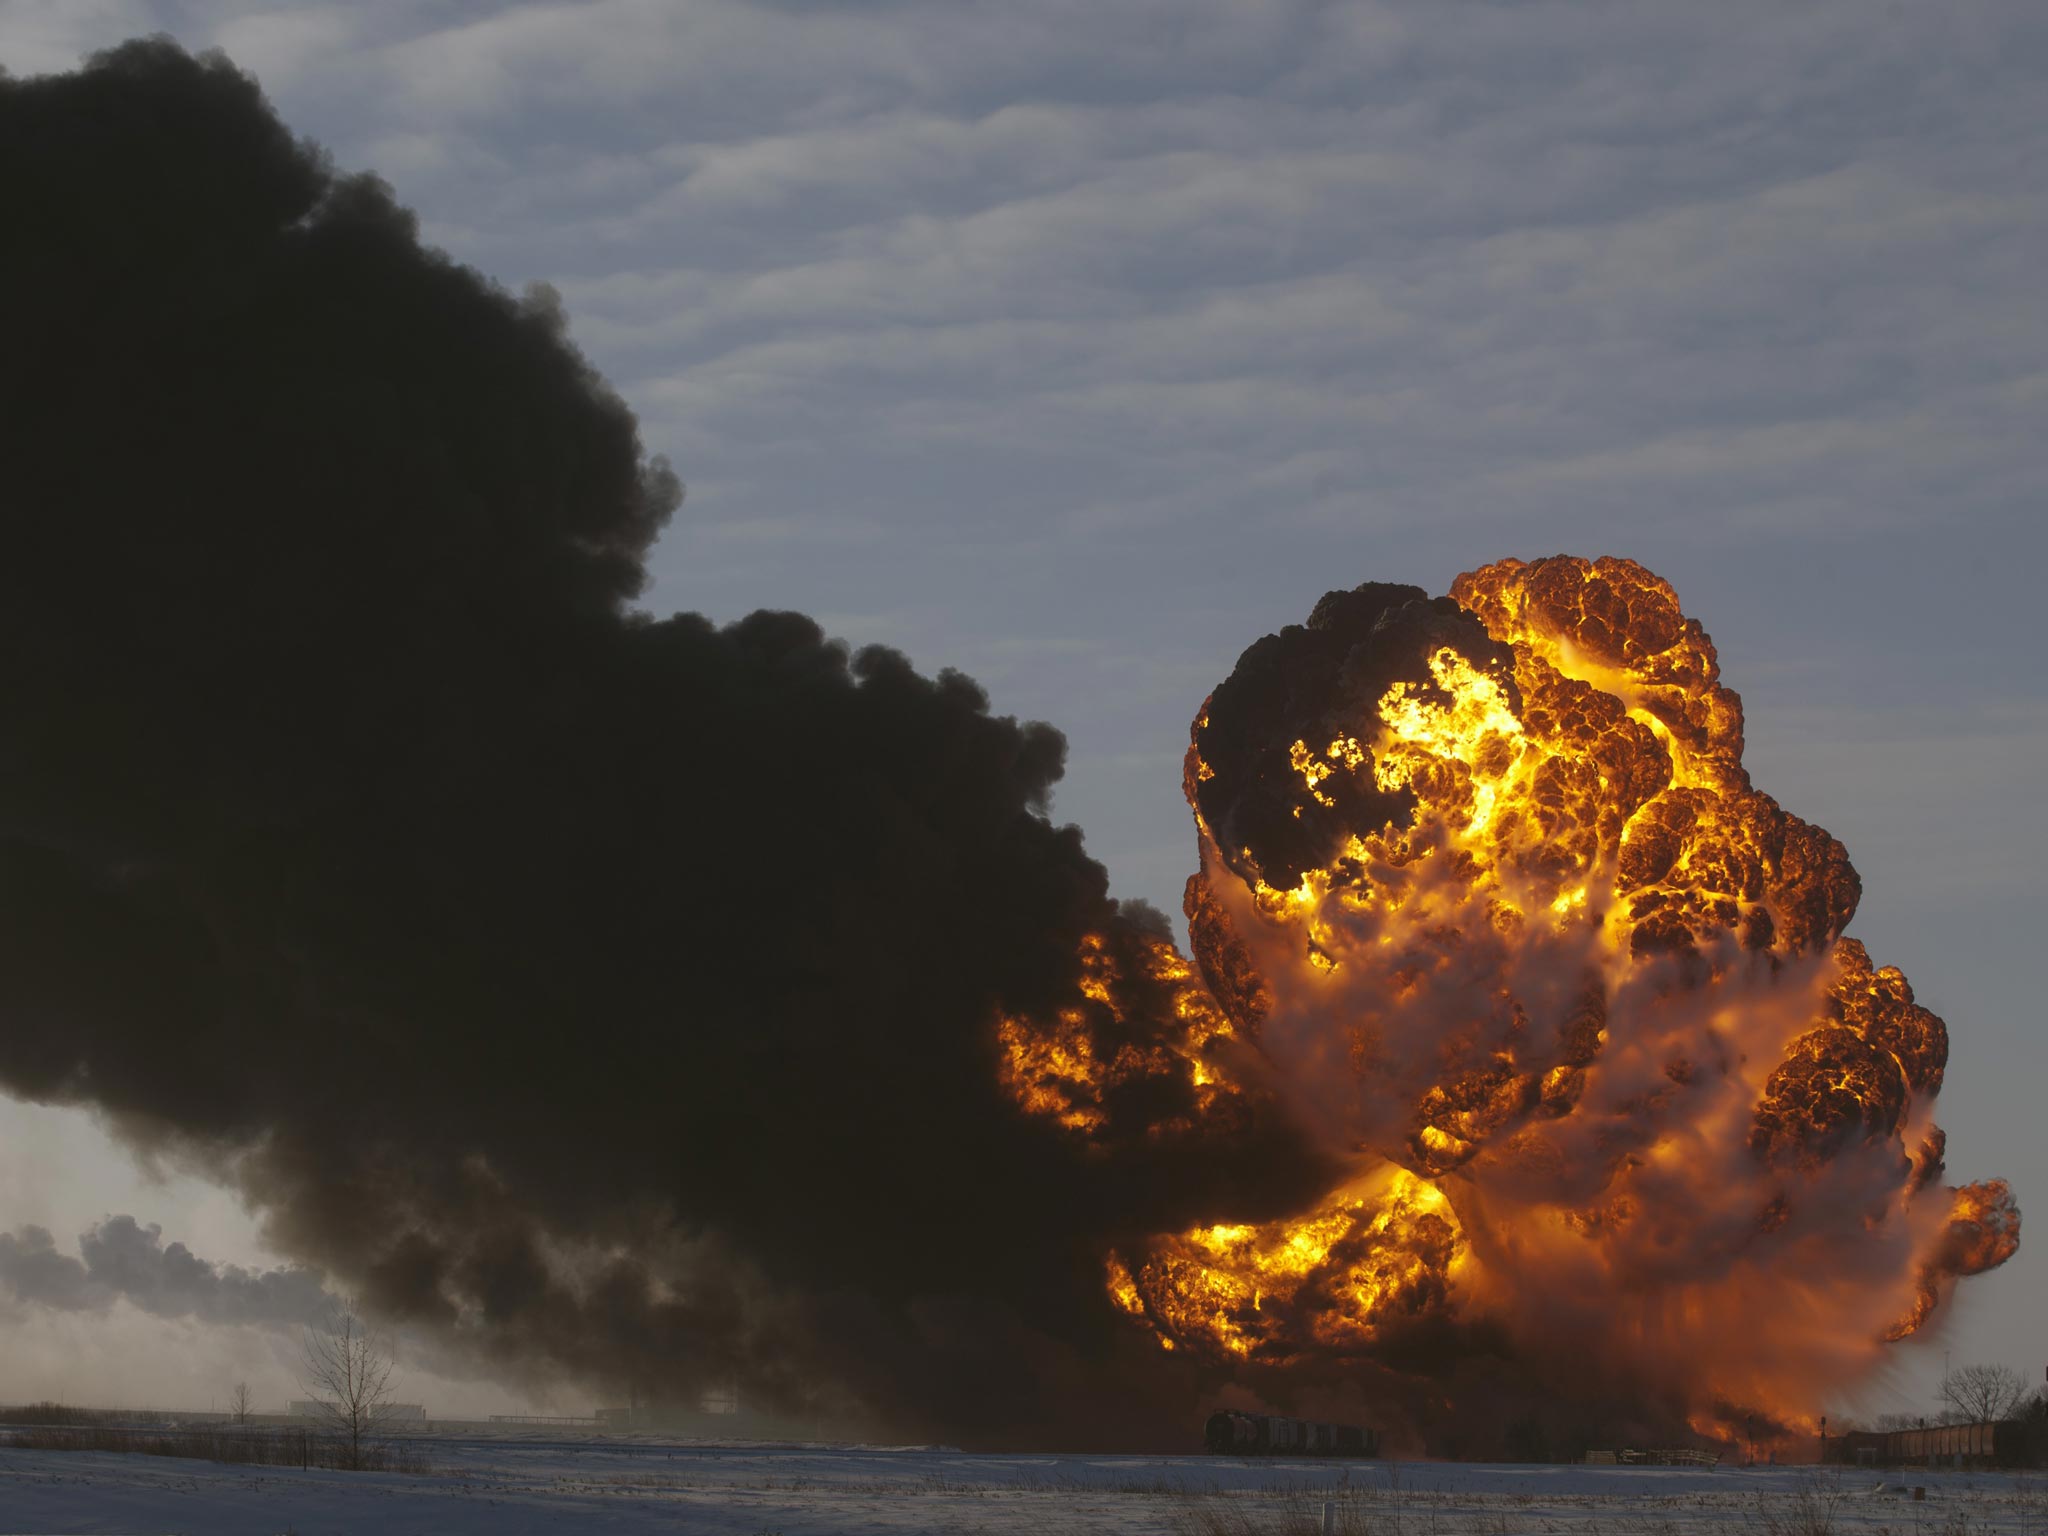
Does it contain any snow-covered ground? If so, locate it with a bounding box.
[3,1432,2043,1534]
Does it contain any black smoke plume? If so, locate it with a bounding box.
[0,40,1319,1446]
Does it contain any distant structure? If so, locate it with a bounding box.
[1204,1409,1379,1457]
[596,1382,742,1431]
[1826,1420,2046,1470]
[1583,1449,1720,1467]
[288,1400,426,1423]
[489,1414,599,1427]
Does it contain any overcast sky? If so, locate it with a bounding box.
[2,0,2042,1420]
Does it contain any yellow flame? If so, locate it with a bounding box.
[1114,1170,1465,1361]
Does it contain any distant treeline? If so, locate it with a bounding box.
[0,1414,428,1473]
[0,1402,122,1426]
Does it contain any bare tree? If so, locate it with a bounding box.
[1939,1363,2026,1425]
[229,1381,252,1425]
[298,1295,396,1469]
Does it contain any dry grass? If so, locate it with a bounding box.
[1174,1489,1378,1535]
[0,1421,430,1473]
[1166,1467,2048,1536]
[1755,1471,1848,1536]
[1173,1468,1434,1536]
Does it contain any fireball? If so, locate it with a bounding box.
[1001,556,2016,1437]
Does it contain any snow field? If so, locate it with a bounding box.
[2,1434,2044,1534]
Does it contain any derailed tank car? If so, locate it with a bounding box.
[1205,1409,1379,1457]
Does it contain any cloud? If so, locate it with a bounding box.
[8,2,2039,583]
[0,1,156,75]
[209,6,361,92]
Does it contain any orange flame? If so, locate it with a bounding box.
[1114,1168,1465,1362]
[999,557,2016,1436]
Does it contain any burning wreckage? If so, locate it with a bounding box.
[999,556,2019,1450]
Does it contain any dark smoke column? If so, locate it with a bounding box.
[0,39,1317,1449]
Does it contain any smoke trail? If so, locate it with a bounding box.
[0,1218,330,1329]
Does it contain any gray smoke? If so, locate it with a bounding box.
[0,1216,330,1328]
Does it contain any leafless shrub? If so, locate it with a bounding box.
[1756,1470,1845,1536]
[1174,1490,1380,1535]
[297,1294,399,1471]
[1941,1363,2026,1425]
[0,1402,118,1426]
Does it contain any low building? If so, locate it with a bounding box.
[287,1400,427,1423]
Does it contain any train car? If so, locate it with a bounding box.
[1332,1423,1371,1456]
[1205,1409,1379,1458]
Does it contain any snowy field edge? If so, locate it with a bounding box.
[5,1435,2047,1535]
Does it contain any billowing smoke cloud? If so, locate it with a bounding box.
[0,42,2013,1456]
[0,39,1318,1447]
[0,1218,329,1328]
